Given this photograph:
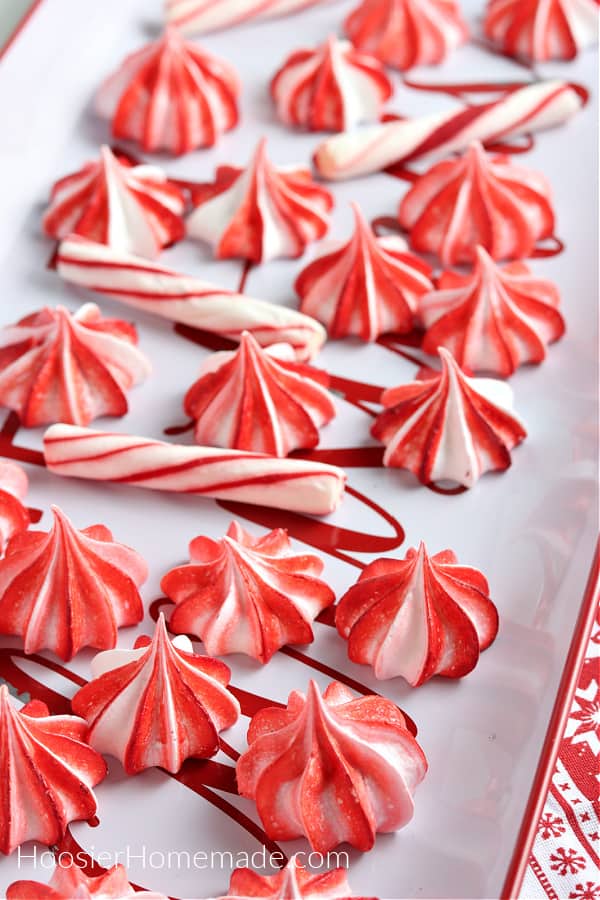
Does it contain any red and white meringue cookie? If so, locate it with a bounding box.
[221,854,358,900]
[165,0,340,35]
[345,0,469,70]
[183,332,336,456]
[296,203,433,341]
[0,303,150,427]
[186,138,334,263]
[0,685,106,855]
[236,680,427,852]
[72,614,240,774]
[371,347,527,486]
[419,245,566,376]
[96,28,240,155]
[0,505,147,661]
[484,0,599,61]
[43,147,185,258]
[336,544,499,686]
[0,462,29,555]
[7,864,167,899]
[398,142,555,265]
[162,521,335,663]
[271,36,393,132]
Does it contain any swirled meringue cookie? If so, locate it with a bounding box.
[484,0,599,61]
[371,347,527,486]
[295,202,433,341]
[96,28,240,155]
[183,332,335,456]
[0,505,147,661]
[219,853,368,899]
[419,245,565,376]
[162,521,335,663]
[236,680,427,852]
[71,614,240,774]
[0,462,29,554]
[43,146,185,258]
[186,138,334,263]
[271,36,393,132]
[337,543,499,686]
[398,141,555,264]
[7,864,167,899]
[345,0,469,70]
[0,303,151,427]
[0,685,107,855]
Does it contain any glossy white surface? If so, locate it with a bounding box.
[0,1,597,898]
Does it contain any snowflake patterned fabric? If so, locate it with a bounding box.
[522,612,600,898]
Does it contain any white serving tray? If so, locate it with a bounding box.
[0,1,597,898]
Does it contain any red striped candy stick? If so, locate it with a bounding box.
[43,425,346,516]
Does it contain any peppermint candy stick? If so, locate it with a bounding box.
[43,425,346,516]
[56,236,325,362]
[314,81,585,180]
[165,0,338,35]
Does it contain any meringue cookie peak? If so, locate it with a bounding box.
[0,685,107,855]
[236,680,427,852]
[89,631,195,679]
[484,0,599,61]
[0,461,30,554]
[183,332,336,456]
[371,347,527,486]
[345,0,469,70]
[419,245,566,376]
[271,35,393,132]
[0,303,151,427]
[186,138,334,262]
[71,614,240,774]
[96,28,240,155]
[162,521,335,663]
[0,504,147,660]
[336,543,499,686]
[296,202,433,341]
[220,853,358,900]
[398,141,555,264]
[6,863,167,899]
[43,146,186,258]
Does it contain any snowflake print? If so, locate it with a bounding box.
[539,812,566,839]
[550,847,587,876]
[566,679,600,755]
[569,882,600,900]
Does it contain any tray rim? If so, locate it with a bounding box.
[500,542,599,898]
[0,5,598,897]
